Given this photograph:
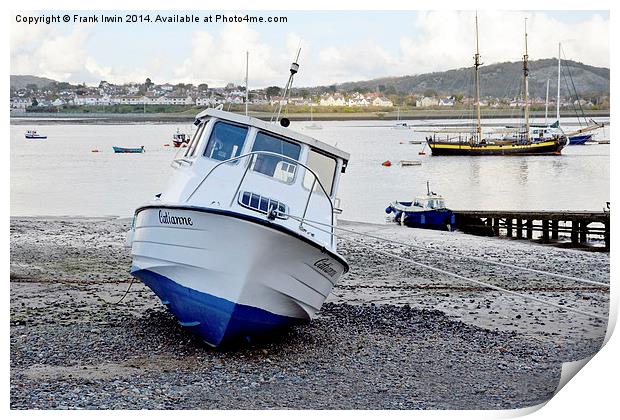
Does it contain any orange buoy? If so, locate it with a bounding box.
[382,160,392,167]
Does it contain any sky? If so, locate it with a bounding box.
[10,10,610,88]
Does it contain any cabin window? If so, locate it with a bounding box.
[204,121,248,162]
[185,119,208,157]
[251,131,301,183]
[303,149,337,195]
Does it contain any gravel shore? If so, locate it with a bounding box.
[10,217,609,410]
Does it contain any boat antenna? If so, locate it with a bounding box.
[556,42,561,122]
[473,11,482,145]
[245,50,249,116]
[523,17,530,143]
[271,45,301,125]
[545,79,550,125]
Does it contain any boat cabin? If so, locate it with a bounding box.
[412,195,447,210]
[160,109,350,250]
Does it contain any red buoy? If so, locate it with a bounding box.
[163,144,170,147]
[91,149,99,153]
[382,160,392,167]
[418,151,426,155]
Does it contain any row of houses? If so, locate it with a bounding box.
[319,93,394,107]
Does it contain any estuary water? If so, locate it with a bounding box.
[10,117,610,223]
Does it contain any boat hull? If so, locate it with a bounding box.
[427,139,565,156]
[388,204,455,231]
[113,146,144,153]
[24,135,47,139]
[130,205,348,347]
[567,134,592,145]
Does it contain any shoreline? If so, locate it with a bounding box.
[10,216,609,409]
[10,109,610,125]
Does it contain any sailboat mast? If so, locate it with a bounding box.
[556,42,561,122]
[545,79,549,125]
[474,12,482,144]
[523,18,530,143]
[245,51,249,116]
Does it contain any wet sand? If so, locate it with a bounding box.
[10,217,609,409]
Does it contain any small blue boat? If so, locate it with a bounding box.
[386,182,455,231]
[113,146,145,153]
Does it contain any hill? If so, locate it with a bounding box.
[324,59,609,99]
[10,75,58,90]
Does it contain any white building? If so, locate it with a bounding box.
[319,94,346,107]
[74,95,111,106]
[372,97,394,107]
[438,97,455,107]
[415,97,440,107]
[10,97,32,110]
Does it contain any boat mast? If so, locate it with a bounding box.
[523,18,530,143]
[556,42,561,122]
[245,51,249,116]
[473,12,482,144]
[545,79,549,125]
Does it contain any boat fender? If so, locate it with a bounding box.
[385,207,393,214]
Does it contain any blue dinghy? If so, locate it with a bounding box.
[113,146,145,153]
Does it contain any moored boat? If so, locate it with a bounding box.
[385,182,454,231]
[126,105,350,347]
[113,146,145,153]
[24,130,47,139]
[426,15,566,156]
[172,129,190,147]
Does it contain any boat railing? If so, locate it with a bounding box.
[185,151,335,247]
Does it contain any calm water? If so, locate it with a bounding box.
[10,118,610,223]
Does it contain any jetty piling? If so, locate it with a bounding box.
[454,210,609,250]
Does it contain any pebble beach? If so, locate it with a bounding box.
[10,217,610,410]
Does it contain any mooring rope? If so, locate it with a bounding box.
[105,277,136,305]
[286,214,608,320]
[286,214,609,288]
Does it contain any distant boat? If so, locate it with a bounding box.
[113,146,145,153]
[305,105,322,130]
[524,43,602,146]
[385,182,455,231]
[24,130,47,139]
[393,108,411,130]
[172,129,189,148]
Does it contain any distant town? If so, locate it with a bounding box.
[10,75,608,115]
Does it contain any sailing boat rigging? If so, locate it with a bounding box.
[305,104,322,130]
[426,14,567,156]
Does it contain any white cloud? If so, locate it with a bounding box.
[311,11,609,85]
[10,11,609,87]
[173,23,286,87]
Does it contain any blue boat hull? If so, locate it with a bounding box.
[568,134,592,145]
[387,203,455,231]
[25,135,47,139]
[113,146,144,153]
[131,266,304,347]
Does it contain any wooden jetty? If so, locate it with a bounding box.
[453,210,610,250]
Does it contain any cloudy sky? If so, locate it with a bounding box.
[10,10,609,88]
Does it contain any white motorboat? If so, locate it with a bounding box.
[127,108,350,347]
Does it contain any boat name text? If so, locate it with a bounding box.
[313,258,338,278]
[158,210,194,227]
